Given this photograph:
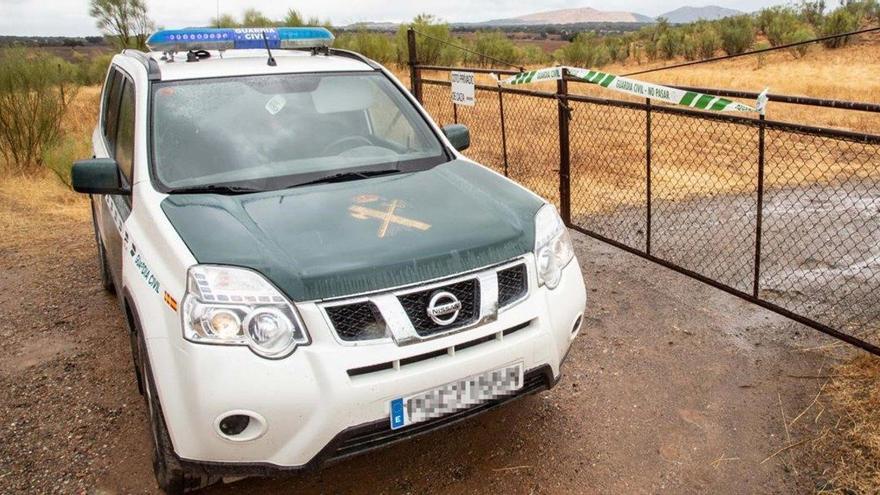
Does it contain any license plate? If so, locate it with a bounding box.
[389,362,523,430]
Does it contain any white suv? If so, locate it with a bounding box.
[72,27,586,493]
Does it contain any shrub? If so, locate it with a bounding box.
[693,25,722,59]
[470,31,518,67]
[0,49,79,175]
[657,29,686,59]
[797,0,827,27]
[821,8,859,48]
[718,15,756,55]
[395,15,460,66]
[334,30,396,65]
[783,24,816,58]
[554,33,611,67]
[519,44,551,65]
[764,7,803,46]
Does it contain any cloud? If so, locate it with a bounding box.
[0,0,783,37]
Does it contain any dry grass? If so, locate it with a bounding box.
[418,42,880,216]
[815,355,880,493]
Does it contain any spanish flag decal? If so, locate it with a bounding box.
[163,292,178,312]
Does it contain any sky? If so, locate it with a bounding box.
[0,0,785,37]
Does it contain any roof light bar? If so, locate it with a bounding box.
[146,27,334,52]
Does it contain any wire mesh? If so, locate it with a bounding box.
[650,112,760,293]
[568,101,647,251]
[412,63,880,353]
[762,130,880,344]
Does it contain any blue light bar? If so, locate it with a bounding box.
[146,27,334,52]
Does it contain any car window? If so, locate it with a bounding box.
[151,72,447,191]
[115,79,136,182]
[103,69,124,153]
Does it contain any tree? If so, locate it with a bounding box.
[211,13,239,28]
[241,8,274,27]
[89,0,154,50]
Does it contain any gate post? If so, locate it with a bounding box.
[406,28,422,103]
[557,69,572,226]
[645,98,653,256]
[753,114,766,297]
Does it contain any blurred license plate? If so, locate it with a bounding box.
[389,362,523,430]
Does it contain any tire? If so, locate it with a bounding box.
[90,197,115,294]
[137,335,216,493]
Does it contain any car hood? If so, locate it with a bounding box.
[161,160,544,301]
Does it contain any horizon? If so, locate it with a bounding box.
[1,0,786,37]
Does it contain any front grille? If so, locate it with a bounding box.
[497,263,527,307]
[397,279,480,337]
[325,302,386,341]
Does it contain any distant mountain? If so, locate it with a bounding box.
[482,7,655,26]
[658,6,743,23]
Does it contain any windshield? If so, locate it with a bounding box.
[150,72,447,191]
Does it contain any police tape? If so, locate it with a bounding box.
[496,66,768,114]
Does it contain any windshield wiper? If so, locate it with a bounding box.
[168,184,264,195]
[288,169,400,188]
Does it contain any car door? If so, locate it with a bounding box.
[93,66,136,291]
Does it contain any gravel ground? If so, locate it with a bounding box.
[0,184,843,494]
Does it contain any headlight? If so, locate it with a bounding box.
[534,204,575,289]
[182,265,309,359]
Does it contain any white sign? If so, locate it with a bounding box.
[451,71,475,107]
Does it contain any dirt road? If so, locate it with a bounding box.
[0,182,838,494]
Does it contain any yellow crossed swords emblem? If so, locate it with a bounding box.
[349,197,431,238]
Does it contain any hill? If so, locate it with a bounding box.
[483,7,655,25]
[657,5,743,23]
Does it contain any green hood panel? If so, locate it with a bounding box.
[161,160,544,301]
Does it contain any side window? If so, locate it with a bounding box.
[115,79,136,182]
[103,69,124,153]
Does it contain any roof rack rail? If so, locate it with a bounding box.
[322,48,381,70]
[122,49,162,81]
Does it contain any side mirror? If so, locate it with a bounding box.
[71,158,130,195]
[442,124,470,152]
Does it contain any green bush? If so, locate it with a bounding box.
[0,49,78,175]
[395,15,461,66]
[764,7,803,46]
[821,8,859,48]
[797,0,827,27]
[783,24,816,58]
[657,29,686,59]
[72,52,113,86]
[334,30,396,65]
[469,31,518,67]
[718,16,756,55]
[693,25,722,59]
[554,33,611,67]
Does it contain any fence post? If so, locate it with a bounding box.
[753,114,766,298]
[498,88,510,177]
[645,98,653,256]
[406,28,422,103]
[557,69,572,226]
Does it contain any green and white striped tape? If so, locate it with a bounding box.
[497,66,767,114]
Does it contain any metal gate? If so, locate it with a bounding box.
[406,29,880,355]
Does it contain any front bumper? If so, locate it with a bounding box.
[145,257,586,471]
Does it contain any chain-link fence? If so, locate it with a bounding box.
[410,31,880,355]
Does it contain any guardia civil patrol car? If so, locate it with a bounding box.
[72,26,586,493]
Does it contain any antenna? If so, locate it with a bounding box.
[262,31,277,67]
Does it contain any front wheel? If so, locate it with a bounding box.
[137,336,216,493]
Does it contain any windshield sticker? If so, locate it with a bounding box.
[349,197,431,238]
[265,95,287,115]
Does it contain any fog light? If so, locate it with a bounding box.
[219,414,250,436]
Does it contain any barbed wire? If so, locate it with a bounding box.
[622,25,880,77]
[410,28,526,72]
